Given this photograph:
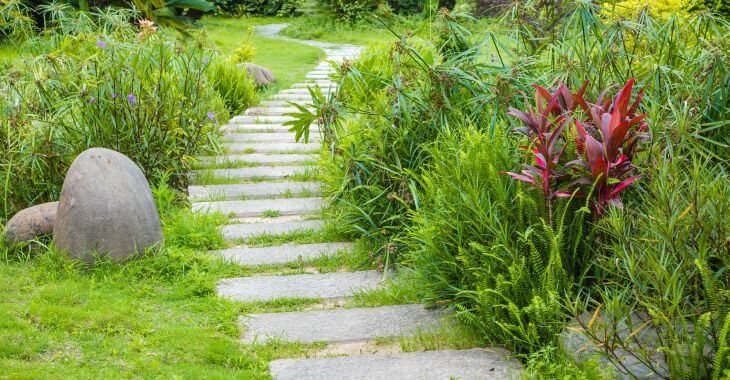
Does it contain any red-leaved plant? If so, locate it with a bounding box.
[505,78,648,220]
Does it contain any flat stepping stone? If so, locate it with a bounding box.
[231,115,296,124]
[224,133,316,143]
[199,154,317,166]
[217,270,382,301]
[291,83,336,89]
[223,124,319,133]
[222,219,324,240]
[223,142,320,153]
[211,242,354,266]
[193,197,324,217]
[272,94,315,101]
[280,89,333,95]
[260,100,310,107]
[241,304,444,344]
[244,107,308,116]
[269,348,522,380]
[195,166,309,180]
[189,182,320,201]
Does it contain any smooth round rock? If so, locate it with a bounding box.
[2,202,58,245]
[53,148,163,263]
[238,62,276,87]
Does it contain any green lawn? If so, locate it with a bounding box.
[201,17,325,90]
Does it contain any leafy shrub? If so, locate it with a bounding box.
[320,0,377,22]
[572,155,729,378]
[405,129,594,355]
[209,60,258,115]
[0,8,227,221]
[215,0,303,16]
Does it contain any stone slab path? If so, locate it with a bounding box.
[189,23,521,379]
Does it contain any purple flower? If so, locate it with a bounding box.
[112,93,118,99]
[207,111,216,120]
[202,57,209,65]
[97,39,106,49]
[88,97,96,104]
[127,93,137,105]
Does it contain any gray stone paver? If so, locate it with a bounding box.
[223,142,320,153]
[217,270,382,301]
[221,219,324,240]
[192,197,324,217]
[211,242,354,266]
[269,349,523,380]
[195,166,309,180]
[231,115,296,124]
[224,132,318,143]
[198,153,317,166]
[189,182,320,201]
[241,304,445,344]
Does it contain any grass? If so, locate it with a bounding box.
[201,17,326,90]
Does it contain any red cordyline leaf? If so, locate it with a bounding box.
[504,78,648,219]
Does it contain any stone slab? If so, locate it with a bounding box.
[272,94,315,101]
[224,133,317,143]
[222,124,319,133]
[244,107,306,116]
[222,220,324,240]
[217,270,382,301]
[241,304,444,344]
[193,197,324,217]
[199,154,317,166]
[280,89,333,95]
[231,115,296,124]
[189,182,321,201]
[259,100,310,107]
[291,83,336,89]
[211,242,354,266]
[196,166,309,180]
[223,142,320,153]
[269,349,523,380]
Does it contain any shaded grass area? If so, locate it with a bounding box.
[201,16,325,90]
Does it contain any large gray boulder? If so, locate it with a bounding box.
[2,202,58,245]
[238,62,276,87]
[53,148,163,263]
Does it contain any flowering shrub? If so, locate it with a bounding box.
[0,9,228,220]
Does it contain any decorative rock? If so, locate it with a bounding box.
[2,202,58,245]
[53,148,163,263]
[238,62,276,87]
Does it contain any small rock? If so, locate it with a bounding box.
[238,62,276,87]
[53,148,163,264]
[2,202,58,245]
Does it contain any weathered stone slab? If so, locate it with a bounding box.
[223,142,320,153]
[224,133,317,143]
[272,94,315,101]
[211,242,354,266]
[291,83,336,89]
[222,123,319,133]
[259,100,310,107]
[244,107,306,116]
[217,270,382,301]
[231,115,296,124]
[198,154,317,166]
[195,166,309,180]
[189,182,321,201]
[280,89,333,95]
[241,304,444,344]
[193,197,324,217]
[269,349,522,380]
[222,220,324,240]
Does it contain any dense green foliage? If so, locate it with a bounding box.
[0,6,248,222]
[290,2,730,377]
